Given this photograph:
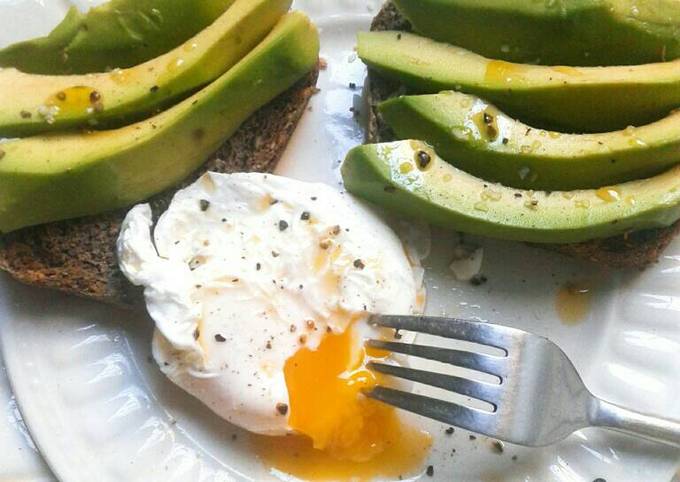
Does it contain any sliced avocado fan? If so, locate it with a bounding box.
[0,0,235,75]
[0,0,291,137]
[341,141,680,244]
[380,91,680,191]
[358,31,680,133]
[392,0,680,66]
[0,12,319,234]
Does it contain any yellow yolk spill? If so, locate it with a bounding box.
[252,322,431,481]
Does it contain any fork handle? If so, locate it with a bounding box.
[590,398,680,447]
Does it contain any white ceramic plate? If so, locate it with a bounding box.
[1,1,680,481]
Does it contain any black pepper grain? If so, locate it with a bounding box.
[89,90,101,103]
[445,427,454,435]
[199,199,210,211]
[150,85,160,93]
[215,334,226,342]
[353,259,365,270]
[470,274,488,286]
[20,110,32,119]
[301,211,311,221]
[491,440,504,454]
[256,263,261,271]
[278,220,289,231]
[276,403,289,415]
[426,466,434,477]
[417,150,431,169]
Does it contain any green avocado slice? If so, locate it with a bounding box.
[0,0,290,137]
[0,12,319,234]
[380,91,680,191]
[392,0,680,66]
[357,31,680,133]
[341,141,680,244]
[0,0,235,75]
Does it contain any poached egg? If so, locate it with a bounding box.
[118,172,429,478]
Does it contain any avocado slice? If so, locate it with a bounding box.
[357,31,680,133]
[0,12,319,234]
[0,0,290,137]
[380,91,680,191]
[0,0,235,75]
[341,141,680,244]
[392,0,680,67]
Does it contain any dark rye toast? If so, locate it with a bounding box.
[366,3,680,270]
[0,66,319,307]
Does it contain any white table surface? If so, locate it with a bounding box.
[0,357,54,481]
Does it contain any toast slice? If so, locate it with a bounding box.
[0,66,319,307]
[366,3,680,269]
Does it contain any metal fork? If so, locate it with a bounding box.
[366,315,680,447]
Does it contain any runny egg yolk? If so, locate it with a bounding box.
[252,320,431,481]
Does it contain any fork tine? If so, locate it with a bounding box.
[369,362,501,408]
[367,386,495,435]
[367,340,507,377]
[370,315,522,351]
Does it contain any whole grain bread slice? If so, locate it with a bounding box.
[0,66,319,307]
[366,3,680,269]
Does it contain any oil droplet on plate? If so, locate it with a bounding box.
[556,281,593,325]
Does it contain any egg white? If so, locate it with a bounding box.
[118,172,422,435]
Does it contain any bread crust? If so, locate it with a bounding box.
[0,66,320,306]
[364,3,679,269]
